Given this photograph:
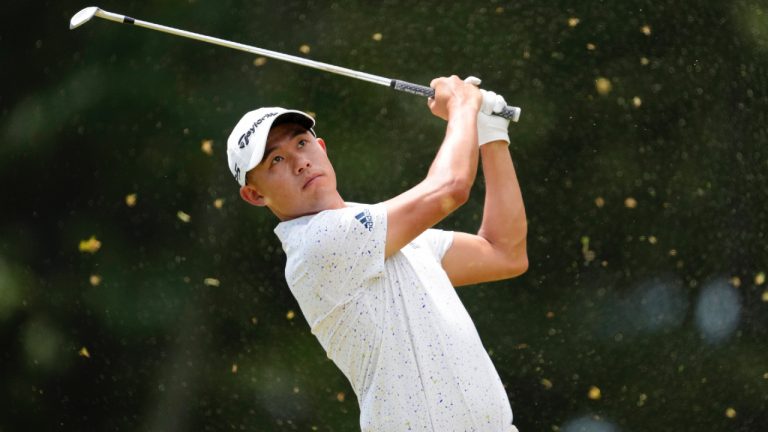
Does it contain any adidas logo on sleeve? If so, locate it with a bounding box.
[355,209,374,231]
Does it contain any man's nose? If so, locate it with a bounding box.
[294,157,311,174]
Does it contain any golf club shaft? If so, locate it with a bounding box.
[89,9,521,121]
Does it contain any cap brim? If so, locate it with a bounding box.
[272,111,316,134]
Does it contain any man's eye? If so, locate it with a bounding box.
[298,140,306,148]
[271,155,284,165]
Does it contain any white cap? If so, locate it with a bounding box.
[227,107,316,186]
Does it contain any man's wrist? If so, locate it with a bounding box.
[447,96,481,114]
[480,140,509,149]
[448,105,480,122]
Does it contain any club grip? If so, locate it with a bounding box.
[390,79,521,122]
[391,80,435,97]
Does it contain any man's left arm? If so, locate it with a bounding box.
[441,137,529,287]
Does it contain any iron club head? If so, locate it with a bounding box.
[69,7,100,30]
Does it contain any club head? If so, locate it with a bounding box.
[69,6,100,30]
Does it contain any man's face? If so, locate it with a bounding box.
[239,122,341,220]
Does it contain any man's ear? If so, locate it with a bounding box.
[239,184,267,207]
[316,137,327,152]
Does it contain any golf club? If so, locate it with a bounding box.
[69,6,521,122]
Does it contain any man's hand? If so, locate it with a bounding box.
[427,75,482,121]
[464,76,511,145]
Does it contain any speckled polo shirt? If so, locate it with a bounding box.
[274,203,515,431]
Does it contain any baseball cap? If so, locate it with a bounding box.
[227,107,316,186]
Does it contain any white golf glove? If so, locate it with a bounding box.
[464,76,511,146]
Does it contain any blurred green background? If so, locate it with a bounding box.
[2,0,767,430]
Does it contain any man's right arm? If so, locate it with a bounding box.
[382,76,481,258]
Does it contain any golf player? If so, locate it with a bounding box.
[227,75,527,431]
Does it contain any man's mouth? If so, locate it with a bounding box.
[303,174,322,189]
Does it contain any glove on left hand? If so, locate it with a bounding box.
[464,76,511,145]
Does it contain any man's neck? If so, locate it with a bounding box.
[276,193,346,221]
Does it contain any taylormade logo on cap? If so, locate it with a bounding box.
[238,112,278,149]
[226,107,316,186]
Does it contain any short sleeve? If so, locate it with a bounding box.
[277,204,387,326]
[418,228,455,261]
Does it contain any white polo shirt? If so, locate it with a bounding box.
[275,203,515,431]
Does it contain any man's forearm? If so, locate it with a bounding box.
[426,107,480,192]
[477,141,527,252]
